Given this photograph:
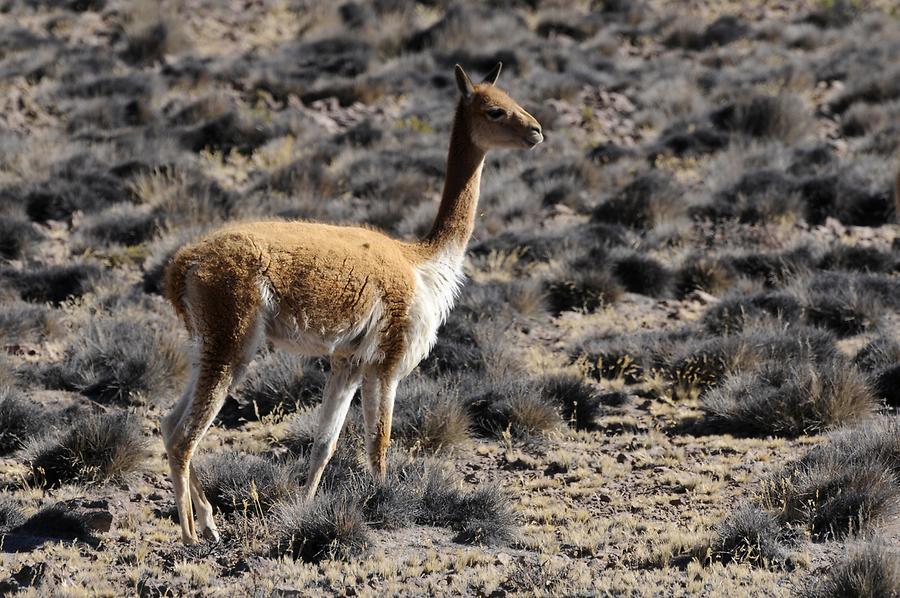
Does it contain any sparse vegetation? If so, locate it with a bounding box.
[0,0,898,593]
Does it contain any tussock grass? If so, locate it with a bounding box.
[760,416,900,540]
[195,451,297,515]
[0,495,25,532]
[540,373,603,431]
[803,542,900,598]
[702,361,875,436]
[42,315,187,405]
[702,292,804,335]
[0,387,46,455]
[417,465,517,546]
[272,492,371,563]
[24,412,148,487]
[0,215,40,259]
[711,505,792,567]
[219,353,326,427]
[392,375,471,452]
[464,377,563,439]
[2,263,101,305]
[545,269,623,316]
[611,252,674,298]
[592,171,685,230]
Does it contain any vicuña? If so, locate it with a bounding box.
[161,63,543,544]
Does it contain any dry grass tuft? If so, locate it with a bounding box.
[24,412,148,488]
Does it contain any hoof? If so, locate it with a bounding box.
[201,526,220,543]
[181,533,200,546]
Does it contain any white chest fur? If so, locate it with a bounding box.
[400,249,466,376]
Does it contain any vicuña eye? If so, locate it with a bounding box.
[486,108,505,120]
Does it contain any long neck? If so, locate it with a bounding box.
[422,102,486,254]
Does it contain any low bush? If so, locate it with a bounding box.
[43,315,186,405]
[702,361,875,436]
[2,263,101,305]
[24,412,148,487]
[392,375,470,452]
[195,451,297,515]
[0,387,46,455]
[272,492,371,563]
[592,171,685,230]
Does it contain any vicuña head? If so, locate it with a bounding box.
[160,63,541,545]
[454,62,543,150]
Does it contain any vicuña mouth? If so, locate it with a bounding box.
[525,133,544,147]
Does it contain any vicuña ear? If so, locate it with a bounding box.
[482,62,502,86]
[455,64,474,100]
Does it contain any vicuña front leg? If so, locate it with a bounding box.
[303,360,363,502]
[362,375,398,481]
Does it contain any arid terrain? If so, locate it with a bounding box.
[1,0,899,596]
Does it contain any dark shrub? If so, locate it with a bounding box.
[710,94,808,142]
[802,0,861,28]
[0,495,25,532]
[219,353,326,427]
[702,361,875,437]
[803,275,881,337]
[2,263,100,304]
[872,365,900,408]
[0,215,40,259]
[449,485,518,546]
[803,542,900,598]
[0,301,57,344]
[592,171,685,230]
[273,493,371,562]
[612,253,674,297]
[392,375,470,452]
[854,336,900,373]
[469,229,565,264]
[540,373,602,430]
[44,316,186,405]
[346,468,421,530]
[179,112,272,154]
[122,19,188,65]
[587,142,634,165]
[195,451,296,515]
[0,388,45,455]
[761,416,900,540]
[25,167,134,223]
[77,205,159,247]
[819,245,896,274]
[676,256,736,297]
[669,327,838,400]
[725,247,815,287]
[25,412,148,487]
[700,169,804,224]
[713,505,790,567]
[417,466,517,546]
[464,377,562,439]
[653,122,728,158]
[797,173,895,227]
[702,292,804,335]
[666,15,749,50]
[545,269,623,315]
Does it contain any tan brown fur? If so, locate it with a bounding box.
[160,63,542,544]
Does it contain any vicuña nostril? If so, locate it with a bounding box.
[530,126,542,134]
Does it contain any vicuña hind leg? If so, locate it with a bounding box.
[165,363,233,544]
[303,360,363,501]
[362,374,399,481]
